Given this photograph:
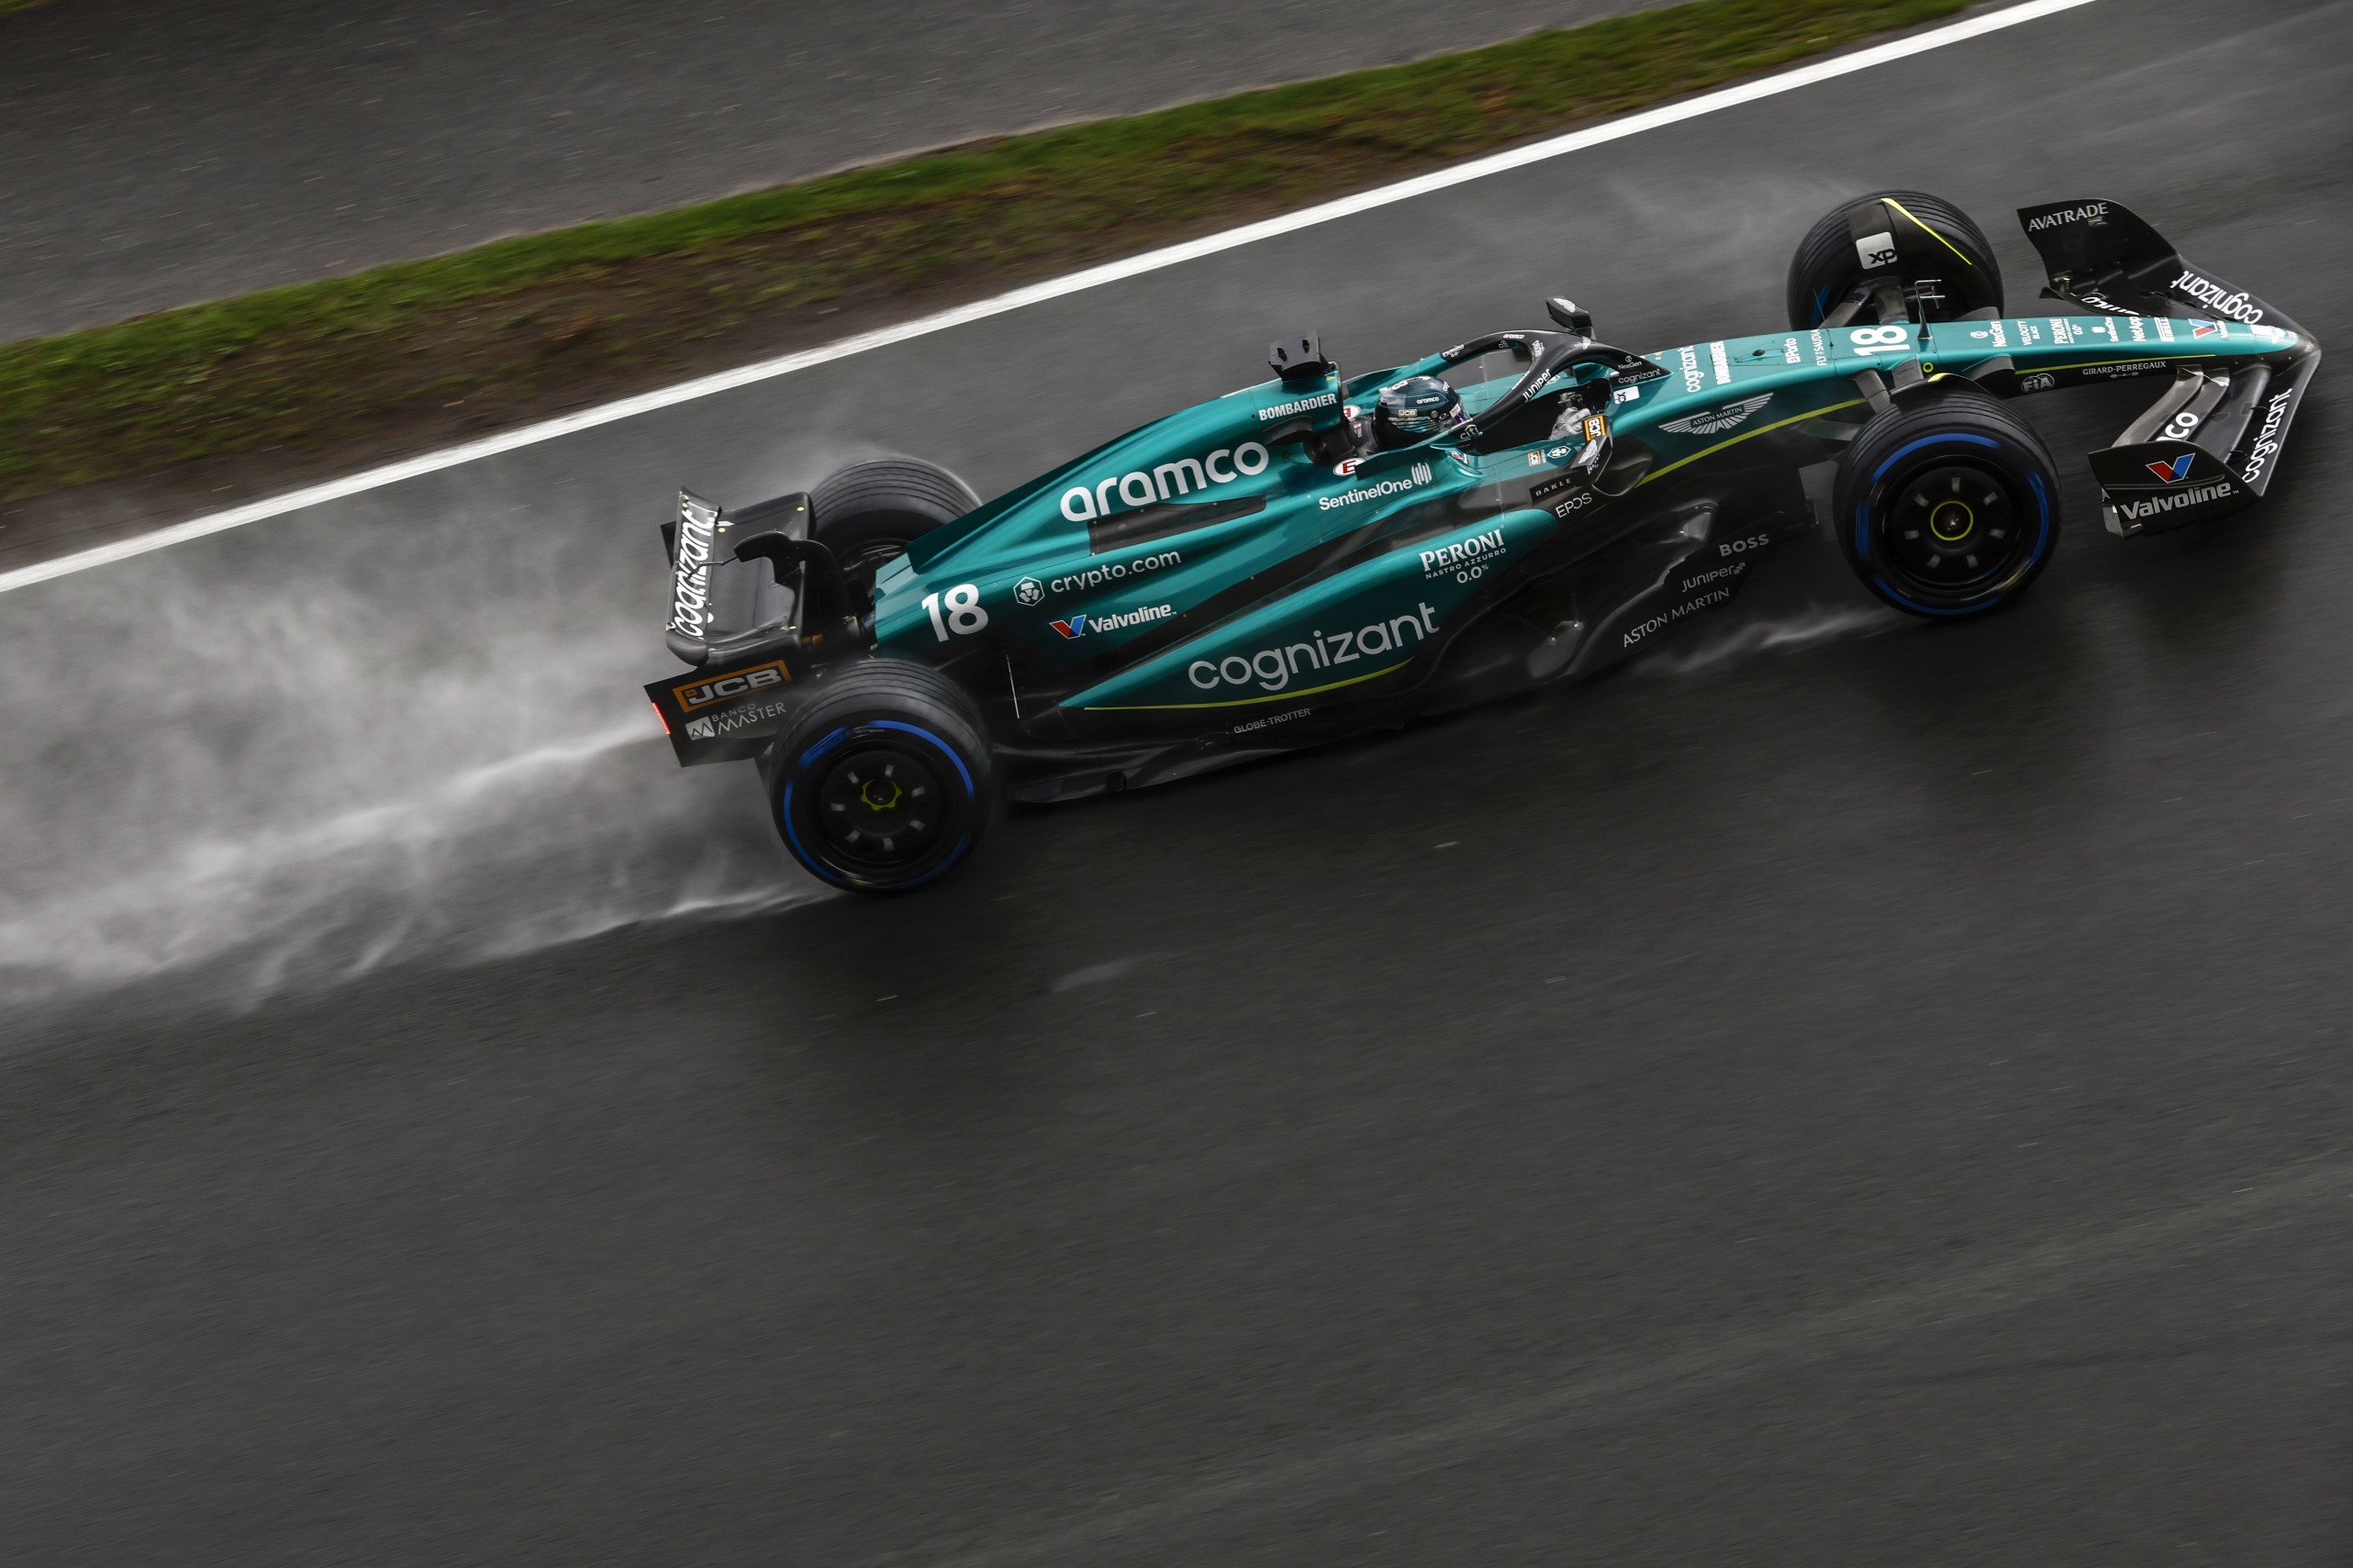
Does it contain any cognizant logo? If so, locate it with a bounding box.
[1061,442,1269,522]
[1188,603,1439,693]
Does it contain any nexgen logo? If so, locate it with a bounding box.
[674,659,789,712]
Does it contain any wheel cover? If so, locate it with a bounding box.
[812,741,946,872]
[1875,461,2036,606]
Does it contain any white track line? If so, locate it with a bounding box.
[0,0,2097,597]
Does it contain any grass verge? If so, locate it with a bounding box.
[0,0,1968,507]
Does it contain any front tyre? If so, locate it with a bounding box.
[765,659,995,893]
[1786,190,2002,328]
[1834,384,2060,618]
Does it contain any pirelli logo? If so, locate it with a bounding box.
[674,659,790,711]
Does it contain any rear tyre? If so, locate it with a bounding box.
[1786,190,2003,328]
[1835,384,2060,618]
[810,458,981,607]
[766,658,994,893]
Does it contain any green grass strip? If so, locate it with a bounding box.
[0,0,1968,504]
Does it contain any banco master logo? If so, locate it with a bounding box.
[1660,392,1771,437]
[1060,442,1268,522]
[684,695,793,742]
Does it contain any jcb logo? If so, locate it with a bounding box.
[674,659,789,711]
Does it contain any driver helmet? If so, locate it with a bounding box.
[1372,375,1465,448]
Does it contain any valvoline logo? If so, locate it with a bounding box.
[2145,452,2196,484]
[2190,319,2223,339]
[1051,604,1175,639]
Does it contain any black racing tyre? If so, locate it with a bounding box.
[809,458,981,607]
[1834,383,2060,619]
[1786,190,2003,328]
[765,658,994,893]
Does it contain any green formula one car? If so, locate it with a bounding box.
[645,190,2319,892]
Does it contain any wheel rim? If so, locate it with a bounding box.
[812,741,947,873]
[1877,461,2035,606]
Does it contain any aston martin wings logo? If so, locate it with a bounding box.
[1659,392,1772,437]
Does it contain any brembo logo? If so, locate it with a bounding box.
[2025,202,2108,232]
[2171,272,2263,323]
[2117,481,2236,523]
[668,496,719,639]
[1188,604,1440,694]
[1061,442,1269,522]
[674,659,789,712]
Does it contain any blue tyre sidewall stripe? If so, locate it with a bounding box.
[1857,429,2051,612]
[780,717,982,890]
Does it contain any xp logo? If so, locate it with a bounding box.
[1014,577,1043,606]
[2145,452,2196,484]
[1853,228,1897,269]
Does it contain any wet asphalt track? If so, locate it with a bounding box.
[6,1,2353,1562]
[0,0,1670,340]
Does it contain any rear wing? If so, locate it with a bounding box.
[651,488,849,764]
[2018,198,2320,535]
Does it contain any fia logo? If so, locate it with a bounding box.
[1015,577,1043,606]
[2144,452,2196,484]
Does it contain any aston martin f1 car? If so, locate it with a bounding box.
[644,191,2319,892]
